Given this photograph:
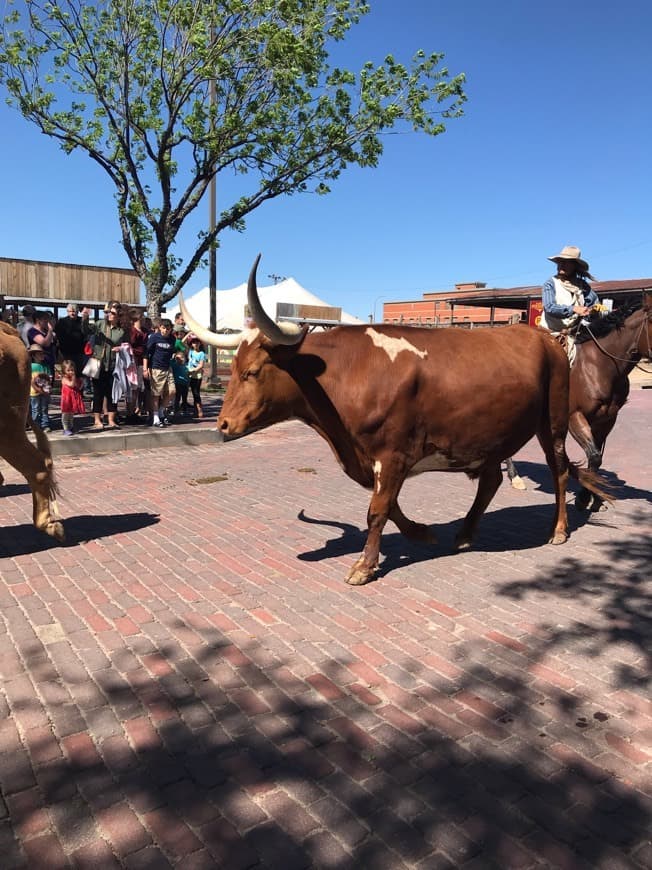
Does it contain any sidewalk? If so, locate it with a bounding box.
[33,389,225,457]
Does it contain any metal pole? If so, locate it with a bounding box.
[208,68,218,387]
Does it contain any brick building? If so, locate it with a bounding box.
[381,278,652,328]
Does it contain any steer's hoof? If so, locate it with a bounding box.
[346,558,376,586]
[45,521,65,543]
[453,535,472,552]
[510,475,527,491]
[549,530,568,545]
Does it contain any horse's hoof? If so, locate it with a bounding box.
[574,492,591,511]
[549,531,568,545]
[45,521,65,543]
[454,536,472,551]
[591,500,608,513]
[510,475,527,491]
[345,558,376,586]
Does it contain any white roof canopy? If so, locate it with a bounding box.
[168,277,361,330]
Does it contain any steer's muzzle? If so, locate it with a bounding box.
[217,414,243,440]
[217,414,261,440]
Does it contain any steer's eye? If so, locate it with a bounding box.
[242,367,260,381]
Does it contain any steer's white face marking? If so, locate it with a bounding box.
[365,328,428,363]
[240,327,260,347]
[373,460,383,493]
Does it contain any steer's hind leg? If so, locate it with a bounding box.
[389,501,437,544]
[454,462,503,551]
[536,430,570,545]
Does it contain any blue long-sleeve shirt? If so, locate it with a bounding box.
[541,277,598,319]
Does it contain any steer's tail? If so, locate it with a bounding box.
[569,463,615,505]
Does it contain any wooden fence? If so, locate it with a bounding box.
[0,256,140,307]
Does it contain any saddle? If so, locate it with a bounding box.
[553,330,578,365]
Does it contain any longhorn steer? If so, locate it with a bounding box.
[181,256,610,585]
[0,322,64,541]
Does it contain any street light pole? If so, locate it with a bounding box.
[372,295,387,323]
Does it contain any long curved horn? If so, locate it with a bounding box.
[179,293,243,349]
[247,254,304,346]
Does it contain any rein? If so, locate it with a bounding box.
[581,313,652,373]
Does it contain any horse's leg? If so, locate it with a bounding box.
[1,432,64,541]
[389,501,437,544]
[505,457,527,491]
[586,418,618,512]
[454,461,503,551]
[569,410,601,511]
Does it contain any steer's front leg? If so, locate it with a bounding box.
[346,459,404,586]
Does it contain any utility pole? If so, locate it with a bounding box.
[208,37,218,388]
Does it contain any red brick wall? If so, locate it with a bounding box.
[381,300,521,327]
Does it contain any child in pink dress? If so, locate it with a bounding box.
[60,359,86,435]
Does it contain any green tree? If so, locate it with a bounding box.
[0,1,466,316]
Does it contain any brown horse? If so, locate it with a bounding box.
[507,299,652,510]
[0,322,64,541]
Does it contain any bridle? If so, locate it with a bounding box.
[581,309,652,373]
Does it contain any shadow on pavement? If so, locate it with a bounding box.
[0,513,160,557]
[1,557,649,868]
[507,460,651,506]
[0,484,32,499]
[497,508,652,690]
[296,502,596,578]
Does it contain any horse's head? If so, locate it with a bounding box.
[639,297,652,359]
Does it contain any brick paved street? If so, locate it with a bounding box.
[0,390,650,868]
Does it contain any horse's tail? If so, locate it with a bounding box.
[569,463,615,504]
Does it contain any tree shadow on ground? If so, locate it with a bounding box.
[0,513,160,558]
[1,535,650,868]
[497,508,652,690]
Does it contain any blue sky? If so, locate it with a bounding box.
[1,0,651,321]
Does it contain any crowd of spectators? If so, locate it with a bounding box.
[5,301,208,434]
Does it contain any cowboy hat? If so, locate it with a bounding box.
[28,343,44,353]
[548,245,590,273]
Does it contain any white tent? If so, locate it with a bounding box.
[167,277,361,330]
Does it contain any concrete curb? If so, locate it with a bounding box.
[34,423,225,457]
[29,390,226,457]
